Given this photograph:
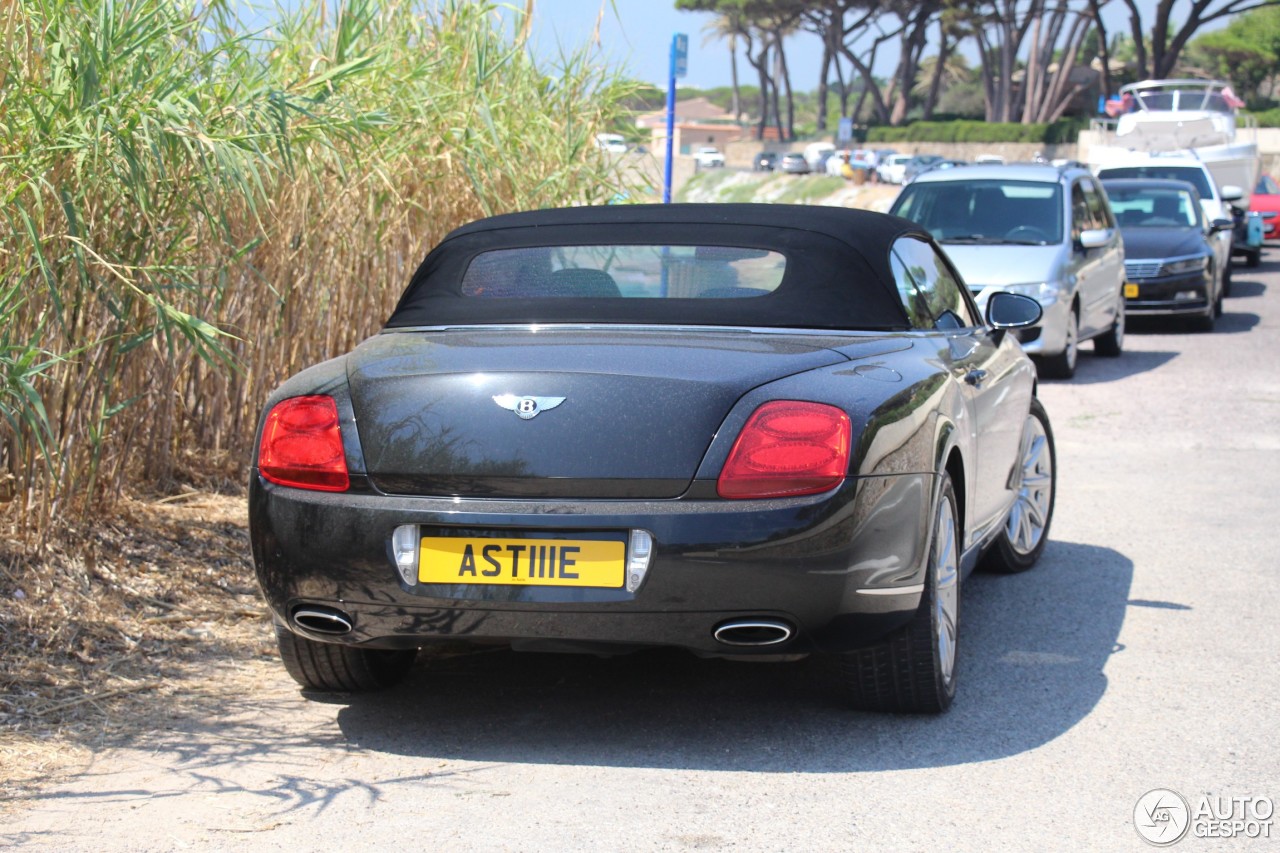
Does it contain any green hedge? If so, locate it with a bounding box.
[867,118,1087,145]
[1246,108,1280,128]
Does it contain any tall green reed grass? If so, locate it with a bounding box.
[0,0,641,543]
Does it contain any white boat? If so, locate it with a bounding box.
[1088,79,1259,205]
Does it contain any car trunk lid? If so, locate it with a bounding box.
[345,328,856,499]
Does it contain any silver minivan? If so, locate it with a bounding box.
[890,163,1126,378]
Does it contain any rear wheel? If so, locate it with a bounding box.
[1038,306,1079,379]
[275,621,416,692]
[1093,294,1125,357]
[983,398,1056,574]
[836,475,960,713]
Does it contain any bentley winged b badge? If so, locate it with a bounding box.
[492,394,566,420]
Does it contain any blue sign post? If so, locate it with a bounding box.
[663,33,688,204]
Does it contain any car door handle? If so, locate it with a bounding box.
[964,369,988,386]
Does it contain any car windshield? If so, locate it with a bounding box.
[460,245,786,299]
[1097,165,1214,199]
[892,179,1064,244]
[1105,187,1201,228]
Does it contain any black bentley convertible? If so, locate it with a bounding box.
[250,204,1056,713]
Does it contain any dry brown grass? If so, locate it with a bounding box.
[1,0,639,545]
[0,487,272,801]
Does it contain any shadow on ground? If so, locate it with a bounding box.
[1057,349,1179,385]
[0,545,1148,838]
[311,540,1135,773]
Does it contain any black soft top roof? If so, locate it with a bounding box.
[386,203,928,331]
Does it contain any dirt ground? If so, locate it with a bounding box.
[0,490,273,803]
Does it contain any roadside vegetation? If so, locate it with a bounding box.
[0,0,637,753]
[0,0,637,544]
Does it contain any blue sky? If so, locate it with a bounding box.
[243,2,1229,93]
[522,0,1221,91]
[520,1,741,89]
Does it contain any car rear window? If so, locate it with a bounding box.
[460,245,786,300]
[385,216,915,331]
[1097,166,1214,199]
[1106,187,1200,227]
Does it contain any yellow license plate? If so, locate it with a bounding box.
[419,536,625,587]
[1124,282,1139,298]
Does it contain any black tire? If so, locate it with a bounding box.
[983,398,1057,574]
[1093,295,1124,357]
[1222,259,1233,297]
[275,621,416,692]
[836,475,960,713]
[1038,306,1079,379]
[1190,298,1216,332]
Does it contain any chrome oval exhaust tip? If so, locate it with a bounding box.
[713,619,794,647]
[292,606,353,635]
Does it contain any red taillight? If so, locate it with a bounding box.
[258,396,350,492]
[717,401,852,499]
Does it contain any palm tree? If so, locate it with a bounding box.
[702,13,744,123]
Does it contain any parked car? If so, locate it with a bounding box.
[803,141,835,170]
[1094,155,1242,290]
[251,203,1057,714]
[780,152,810,174]
[693,146,725,169]
[902,154,946,183]
[890,163,1126,378]
[754,150,779,171]
[877,153,913,184]
[1102,178,1233,330]
[1249,174,1280,241]
[594,133,627,154]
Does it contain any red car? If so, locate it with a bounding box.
[1250,175,1280,240]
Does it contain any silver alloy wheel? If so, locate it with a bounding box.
[934,498,959,685]
[1063,309,1079,373]
[1005,413,1054,555]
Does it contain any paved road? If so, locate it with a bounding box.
[6,259,1280,851]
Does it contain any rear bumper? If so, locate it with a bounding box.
[250,472,936,656]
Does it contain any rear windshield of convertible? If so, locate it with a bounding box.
[460,245,787,299]
[385,219,912,331]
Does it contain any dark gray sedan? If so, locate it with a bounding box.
[1103,178,1234,330]
[250,204,1056,713]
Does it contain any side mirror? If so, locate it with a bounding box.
[1209,217,1234,234]
[1079,228,1111,250]
[987,291,1043,329]
[1221,184,1245,202]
